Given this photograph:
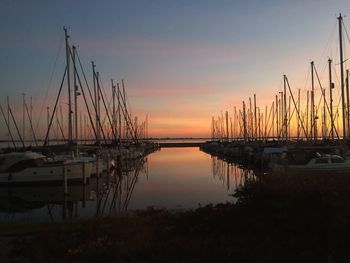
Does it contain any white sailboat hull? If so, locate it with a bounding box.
[0,162,92,185]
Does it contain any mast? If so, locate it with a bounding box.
[323,88,326,140]
[283,75,287,142]
[243,101,247,142]
[297,89,300,140]
[47,106,50,145]
[329,58,334,140]
[7,96,10,147]
[92,61,100,145]
[117,82,122,142]
[306,90,309,139]
[225,111,229,141]
[96,72,101,144]
[30,96,33,143]
[275,95,278,140]
[22,93,25,145]
[338,13,346,143]
[73,45,78,154]
[64,26,73,144]
[112,79,116,143]
[311,61,315,141]
[346,70,350,139]
[254,94,257,140]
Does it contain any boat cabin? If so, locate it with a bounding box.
[0,152,46,173]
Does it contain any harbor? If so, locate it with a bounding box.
[2,1,350,262]
[200,14,350,178]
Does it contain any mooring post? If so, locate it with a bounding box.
[96,157,100,178]
[106,158,110,185]
[82,161,86,185]
[63,164,68,195]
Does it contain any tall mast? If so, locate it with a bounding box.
[243,101,247,142]
[283,75,287,142]
[64,26,73,144]
[22,93,25,145]
[7,96,10,147]
[306,90,309,139]
[30,96,33,143]
[311,61,315,141]
[47,106,50,146]
[346,70,350,139]
[73,45,78,154]
[146,114,148,140]
[92,61,99,145]
[329,58,334,140]
[117,82,122,142]
[275,95,278,140]
[249,97,252,140]
[225,111,229,141]
[338,14,346,143]
[323,88,326,139]
[254,94,257,140]
[112,79,116,143]
[297,88,300,140]
[96,72,101,144]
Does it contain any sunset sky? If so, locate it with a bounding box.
[1,0,350,138]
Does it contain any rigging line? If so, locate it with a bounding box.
[43,67,67,147]
[97,77,117,141]
[342,20,350,43]
[285,77,308,139]
[313,65,325,114]
[76,51,96,112]
[24,102,38,146]
[8,106,25,148]
[302,66,311,94]
[35,33,64,134]
[96,73,114,128]
[317,20,337,65]
[0,103,16,149]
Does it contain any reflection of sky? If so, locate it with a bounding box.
[0,1,349,137]
[0,147,253,222]
[129,147,233,209]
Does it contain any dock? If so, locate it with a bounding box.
[159,142,204,148]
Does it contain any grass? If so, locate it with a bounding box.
[4,173,350,262]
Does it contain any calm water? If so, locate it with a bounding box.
[0,147,254,222]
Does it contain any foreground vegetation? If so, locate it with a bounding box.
[4,172,350,262]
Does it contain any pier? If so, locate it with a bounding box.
[159,142,204,148]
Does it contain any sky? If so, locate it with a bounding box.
[0,0,350,138]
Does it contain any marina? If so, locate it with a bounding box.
[0,147,253,222]
[2,2,350,262]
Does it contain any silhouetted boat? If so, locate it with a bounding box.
[0,151,92,184]
[273,153,350,175]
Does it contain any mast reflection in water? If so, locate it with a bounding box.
[0,147,255,222]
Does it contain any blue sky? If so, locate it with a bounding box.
[0,0,350,137]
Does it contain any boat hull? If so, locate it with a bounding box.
[0,162,92,185]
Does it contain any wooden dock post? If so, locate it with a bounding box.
[63,164,68,195]
[106,158,110,185]
[82,161,86,185]
[96,158,100,178]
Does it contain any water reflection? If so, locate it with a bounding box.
[95,157,147,217]
[0,147,256,222]
[0,156,147,222]
[211,156,256,191]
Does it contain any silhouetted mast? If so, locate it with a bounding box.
[338,13,346,143]
[64,27,73,144]
[329,58,334,140]
[73,45,79,154]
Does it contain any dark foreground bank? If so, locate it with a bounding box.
[3,172,350,263]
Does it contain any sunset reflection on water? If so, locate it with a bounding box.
[129,147,254,210]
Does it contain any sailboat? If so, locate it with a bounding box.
[0,151,92,184]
